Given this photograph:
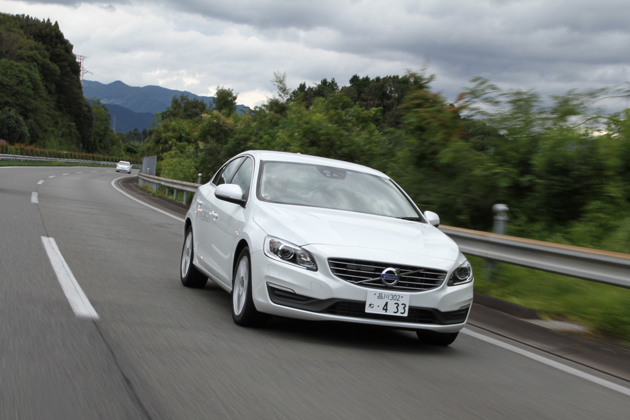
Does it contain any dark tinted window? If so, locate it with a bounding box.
[212,157,244,186]
[230,158,254,200]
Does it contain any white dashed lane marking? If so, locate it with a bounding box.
[41,237,99,320]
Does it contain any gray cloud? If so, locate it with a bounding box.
[4,0,630,109]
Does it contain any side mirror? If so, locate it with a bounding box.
[215,184,245,206]
[424,211,440,227]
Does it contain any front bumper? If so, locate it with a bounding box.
[250,249,474,333]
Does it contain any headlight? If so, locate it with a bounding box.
[447,260,473,286]
[264,236,317,271]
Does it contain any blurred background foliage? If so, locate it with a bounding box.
[145,71,630,255]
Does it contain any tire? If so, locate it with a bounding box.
[180,227,207,288]
[231,247,268,327]
[416,330,458,346]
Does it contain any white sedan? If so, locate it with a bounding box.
[115,161,132,174]
[180,151,473,346]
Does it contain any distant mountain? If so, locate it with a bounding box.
[102,104,155,133]
[83,80,249,133]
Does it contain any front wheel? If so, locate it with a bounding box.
[232,247,268,327]
[416,330,458,346]
[180,227,207,288]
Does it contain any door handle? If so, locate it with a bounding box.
[211,211,219,220]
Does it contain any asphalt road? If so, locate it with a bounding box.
[1,166,629,420]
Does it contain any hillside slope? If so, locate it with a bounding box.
[83,80,250,132]
[83,80,249,115]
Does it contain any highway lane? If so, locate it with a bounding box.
[0,167,148,419]
[2,166,630,419]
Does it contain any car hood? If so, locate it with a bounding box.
[253,203,459,262]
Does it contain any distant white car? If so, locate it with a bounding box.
[116,161,132,174]
[180,151,474,346]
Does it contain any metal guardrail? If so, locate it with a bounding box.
[0,153,133,167]
[440,226,630,289]
[138,172,200,204]
[137,172,630,289]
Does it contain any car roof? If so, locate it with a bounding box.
[237,150,387,177]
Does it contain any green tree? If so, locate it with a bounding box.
[214,86,238,115]
[196,111,238,178]
[0,58,50,142]
[159,145,198,183]
[144,118,197,157]
[89,101,122,155]
[0,107,28,143]
[159,94,209,121]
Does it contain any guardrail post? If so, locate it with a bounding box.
[173,188,178,200]
[165,186,169,196]
[486,204,509,281]
[184,191,188,205]
[198,173,202,184]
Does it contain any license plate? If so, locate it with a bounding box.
[365,290,410,317]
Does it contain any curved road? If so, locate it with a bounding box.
[1,166,629,419]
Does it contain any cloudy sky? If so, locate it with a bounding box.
[2,0,629,109]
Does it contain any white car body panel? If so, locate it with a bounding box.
[253,203,460,260]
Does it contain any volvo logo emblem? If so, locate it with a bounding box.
[380,267,400,287]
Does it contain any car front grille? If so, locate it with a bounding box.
[328,259,447,291]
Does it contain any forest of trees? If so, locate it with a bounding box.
[145,72,630,254]
[0,13,125,157]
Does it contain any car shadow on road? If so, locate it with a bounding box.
[262,315,464,355]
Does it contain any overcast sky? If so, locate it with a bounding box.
[2,0,630,109]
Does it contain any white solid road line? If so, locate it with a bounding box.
[462,328,630,397]
[31,192,38,204]
[111,177,184,223]
[41,237,99,320]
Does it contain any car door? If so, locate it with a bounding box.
[203,157,254,286]
[194,157,244,282]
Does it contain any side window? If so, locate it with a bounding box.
[230,158,254,200]
[212,157,244,186]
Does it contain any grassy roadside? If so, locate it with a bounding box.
[137,183,193,206]
[469,256,630,344]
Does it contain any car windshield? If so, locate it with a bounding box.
[119,161,130,165]
[257,161,421,219]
